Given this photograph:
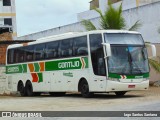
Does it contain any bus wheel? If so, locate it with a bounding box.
[80,80,93,98]
[25,81,34,96]
[115,91,126,97]
[18,82,26,97]
[49,92,66,97]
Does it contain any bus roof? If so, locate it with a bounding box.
[7,30,140,49]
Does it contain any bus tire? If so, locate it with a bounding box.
[80,80,93,98]
[49,92,66,96]
[25,81,34,96]
[115,91,126,97]
[18,81,26,97]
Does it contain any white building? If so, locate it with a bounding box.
[78,0,160,21]
[0,0,17,39]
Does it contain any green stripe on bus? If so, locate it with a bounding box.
[84,57,89,68]
[108,73,149,79]
[6,57,88,74]
[34,63,40,72]
[38,73,43,83]
[45,57,88,71]
[22,64,27,73]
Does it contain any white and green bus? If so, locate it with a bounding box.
[6,30,155,98]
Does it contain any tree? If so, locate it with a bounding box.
[82,3,160,73]
[81,4,142,31]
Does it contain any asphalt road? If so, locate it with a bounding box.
[0,87,160,120]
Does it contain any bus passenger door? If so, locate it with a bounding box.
[89,34,107,92]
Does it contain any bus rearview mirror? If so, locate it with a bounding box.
[150,44,156,57]
[102,43,111,57]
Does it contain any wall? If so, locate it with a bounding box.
[0,32,12,65]
[0,65,9,94]
[0,32,12,94]
[123,1,160,43]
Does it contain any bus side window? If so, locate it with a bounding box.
[35,44,45,61]
[18,48,25,63]
[46,41,59,59]
[73,36,88,56]
[60,39,73,58]
[7,49,14,64]
[25,46,35,62]
[13,49,19,63]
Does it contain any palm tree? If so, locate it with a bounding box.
[82,4,142,31]
[82,3,160,73]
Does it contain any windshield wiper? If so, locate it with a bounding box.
[142,47,147,60]
[128,51,133,74]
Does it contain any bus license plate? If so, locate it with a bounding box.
[128,85,135,88]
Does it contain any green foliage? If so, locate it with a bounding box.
[81,20,97,31]
[81,3,141,31]
[149,58,160,73]
[102,4,126,30]
[129,20,142,31]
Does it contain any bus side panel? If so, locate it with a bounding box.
[50,71,67,92]
[32,72,51,92]
[88,73,107,92]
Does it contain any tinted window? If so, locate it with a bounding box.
[25,46,35,62]
[60,39,73,57]
[73,36,88,56]
[46,41,59,59]
[3,0,11,6]
[18,48,25,63]
[90,34,106,76]
[8,48,24,64]
[7,49,14,64]
[35,44,45,61]
[13,49,19,63]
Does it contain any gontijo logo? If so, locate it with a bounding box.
[58,61,80,69]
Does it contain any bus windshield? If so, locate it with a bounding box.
[104,33,149,75]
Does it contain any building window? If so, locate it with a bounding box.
[4,18,12,26]
[3,0,11,6]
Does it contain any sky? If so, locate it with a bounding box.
[15,0,91,37]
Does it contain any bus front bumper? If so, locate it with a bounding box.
[106,80,149,92]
